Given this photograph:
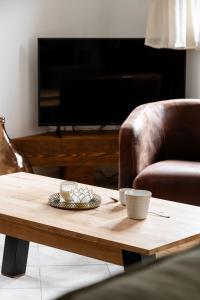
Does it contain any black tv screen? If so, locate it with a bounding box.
[38,38,186,126]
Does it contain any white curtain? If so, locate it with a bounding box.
[145,0,200,49]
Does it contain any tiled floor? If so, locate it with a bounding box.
[0,234,123,300]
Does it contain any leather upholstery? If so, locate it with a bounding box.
[119,99,200,205]
[134,160,200,205]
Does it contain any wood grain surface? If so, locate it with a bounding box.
[13,131,119,167]
[0,172,200,265]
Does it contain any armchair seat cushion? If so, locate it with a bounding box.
[134,160,200,205]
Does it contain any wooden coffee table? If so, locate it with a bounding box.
[0,172,200,277]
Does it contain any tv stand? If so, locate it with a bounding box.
[56,126,62,138]
[13,130,119,185]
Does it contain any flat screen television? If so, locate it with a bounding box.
[38,38,186,126]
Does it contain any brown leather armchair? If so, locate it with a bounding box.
[119,99,200,206]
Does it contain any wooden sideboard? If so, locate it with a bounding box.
[13,130,119,184]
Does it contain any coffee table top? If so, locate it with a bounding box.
[0,172,200,257]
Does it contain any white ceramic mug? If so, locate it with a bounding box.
[125,189,152,220]
[119,188,134,205]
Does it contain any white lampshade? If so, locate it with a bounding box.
[145,0,200,50]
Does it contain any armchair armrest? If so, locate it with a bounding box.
[119,103,164,188]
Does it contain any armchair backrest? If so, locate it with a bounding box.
[163,100,200,161]
[119,99,200,188]
[119,101,164,187]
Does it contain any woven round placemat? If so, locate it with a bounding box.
[48,193,101,210]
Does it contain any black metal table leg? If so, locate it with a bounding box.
[122,249,156,270]
[1,235,29,277]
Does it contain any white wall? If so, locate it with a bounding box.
[0,0,148,138]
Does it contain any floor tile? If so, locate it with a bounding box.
[107,263,124,276]
[42,288,72,300]
[30,242,39,248]
[0,235,123,298]
[0,267,40,289]
[39,245,105,266]
[27,246,40,266]
[0,288,41,300]
[0,246,3,266]
[40,265,110,289]
[0,234,5,247]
